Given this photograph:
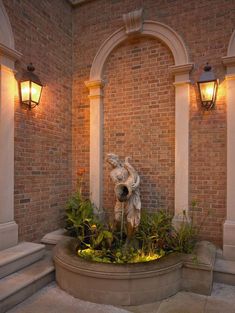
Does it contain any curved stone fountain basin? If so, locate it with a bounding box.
[54,239,215,306]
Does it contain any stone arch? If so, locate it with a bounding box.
[0,0,15,49]
[227,29,235,56]
[0,0,21,250]
[85,14,193,216]
[90,20,189,81]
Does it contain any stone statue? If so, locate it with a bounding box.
[106,153,141,240]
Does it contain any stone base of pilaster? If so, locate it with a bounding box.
[223,220,235,261]
[0,221,18,251]
[172,212,190,230]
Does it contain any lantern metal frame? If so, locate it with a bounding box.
[197,63,219,110]
[18,63,43,110]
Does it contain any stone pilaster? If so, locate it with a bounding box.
[171,64,193,223]
[85,80,105,211]
[222,55,235,260]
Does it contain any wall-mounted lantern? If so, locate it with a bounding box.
[197,63,218,110]
[18,63,43,109]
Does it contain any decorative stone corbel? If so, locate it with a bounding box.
[123,8,143,35]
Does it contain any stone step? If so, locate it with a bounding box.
[0,242,45,279]
[214,258,235,285]
[0,254,55,313]
[41,228,70,245]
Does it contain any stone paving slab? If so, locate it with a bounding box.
[6,282,130,313]
[6,282,235,313]
[204,298,235,313]
[156,292,206,313]
[124,301,161,313]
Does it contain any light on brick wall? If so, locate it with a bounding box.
[197,63,218,110]
[18,63,43,109]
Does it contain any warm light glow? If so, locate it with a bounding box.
[21,81,30,102]
[20,81,42,106]
[200,82,215,102]
[31,82,42,103]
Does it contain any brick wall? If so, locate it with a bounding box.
[3,0,73,242]
[103,37,175,215]
[72,0,235,246]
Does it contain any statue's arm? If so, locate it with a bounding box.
[132,175,140,190]
[124,157,140,190]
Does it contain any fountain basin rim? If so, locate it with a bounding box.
[53,238,216,305]
[54,239,183,279]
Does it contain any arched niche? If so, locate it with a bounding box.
[222,29,235,260]
[89,20,189,81]
[85,11,193,219]
[0,0,21,250]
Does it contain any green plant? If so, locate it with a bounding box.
[89,223,114,250]
[65,193,206,264]
[65,190,94,242]
[172,211,198,254]
[136,210,174,254]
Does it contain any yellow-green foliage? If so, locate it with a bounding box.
[78,247,165,264]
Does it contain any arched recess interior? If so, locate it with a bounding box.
[0,0,21,250]
[85,19,193,220]
[222,29,235,260]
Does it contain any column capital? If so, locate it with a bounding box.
[222,55,235,66]
[0,43,21,70]
[222,55,235,75]
[170,63,194,85]
[85,79,105,99]
[225,74,235,80]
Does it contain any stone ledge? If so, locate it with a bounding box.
[41,229,70,245]
[183,241,216,269]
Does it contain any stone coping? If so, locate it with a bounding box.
[54,239,182,279]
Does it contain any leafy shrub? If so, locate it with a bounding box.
[172,210,198,254]
[65,191,94,240]
[136,210,174,255]
[65,192,202,263]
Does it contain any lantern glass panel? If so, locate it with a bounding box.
[199,81,216,102]
[31,82,42,104]
[20,81,30,103]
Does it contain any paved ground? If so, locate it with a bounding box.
[7,282,235,313]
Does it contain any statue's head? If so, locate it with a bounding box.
[106,153,122,168]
